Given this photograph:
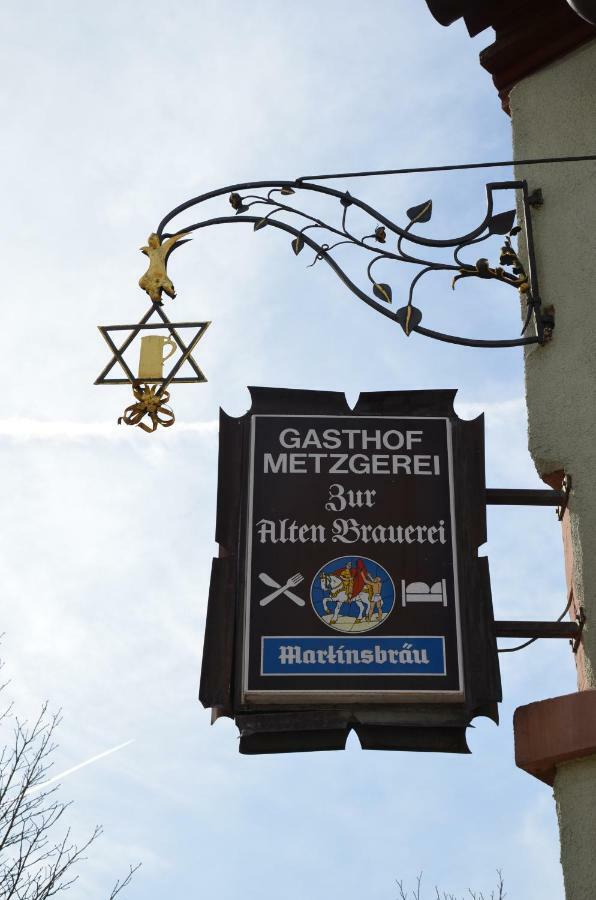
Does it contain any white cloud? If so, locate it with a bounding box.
[0,418,218,440]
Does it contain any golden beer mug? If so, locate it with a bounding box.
[138,335,177,381]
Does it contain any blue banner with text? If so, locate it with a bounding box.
[261,636,446,676]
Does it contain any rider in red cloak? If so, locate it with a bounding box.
[333,559,368,598]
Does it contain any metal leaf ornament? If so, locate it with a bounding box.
[406,199,433,223]
[487,209,516,235]
[291,236,304,255]
[396,305,423,335]
[229,193,249,215]
[373,283,392,303]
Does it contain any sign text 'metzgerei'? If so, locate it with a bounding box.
[264,426,441,476]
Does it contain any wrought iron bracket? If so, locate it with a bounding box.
[488,481,583,654]
[151,176,552,349]
[486,484,572,522]
[97,159,582,428]
[486,487,565,507]
[496,609,585,655]
[495,620,581,640]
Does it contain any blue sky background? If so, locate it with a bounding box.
[1,2,575,898]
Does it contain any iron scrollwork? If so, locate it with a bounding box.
[154,177,552,349]
[95,169,554,431]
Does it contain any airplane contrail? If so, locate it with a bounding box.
[26,739,135,794]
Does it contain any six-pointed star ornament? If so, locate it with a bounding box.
[95,303,210,433]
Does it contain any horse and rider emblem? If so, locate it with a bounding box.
[311,556,395,634]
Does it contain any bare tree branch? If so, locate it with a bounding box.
[397,873,505,900]
[0,653,139,900]
[396,879,409,900]
[109,863,142,900]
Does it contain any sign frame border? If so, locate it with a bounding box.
[241,413,464,703]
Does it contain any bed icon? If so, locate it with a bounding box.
[401,579,448,607]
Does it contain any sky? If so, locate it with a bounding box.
[0,2,577,898]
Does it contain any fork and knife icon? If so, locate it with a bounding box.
[259,572,305,607]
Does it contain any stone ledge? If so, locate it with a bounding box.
[514,690,596,785]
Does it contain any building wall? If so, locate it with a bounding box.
[555,756,596,898]
[510,39,596,688]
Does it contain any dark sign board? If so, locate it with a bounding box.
[200,388,501,754]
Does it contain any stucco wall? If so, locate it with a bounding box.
[510,40,596,687]
[555,756,596,899]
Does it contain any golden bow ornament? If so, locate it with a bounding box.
[118,384,175,433]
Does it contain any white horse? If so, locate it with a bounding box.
[320,573,371,625]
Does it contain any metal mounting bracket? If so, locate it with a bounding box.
[572,606,586,654]
[557,474,572,521]
[495,620,581,641]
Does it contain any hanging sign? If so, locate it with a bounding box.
[200,388,501,754]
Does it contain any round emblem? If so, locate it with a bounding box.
[310,556,395,634]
